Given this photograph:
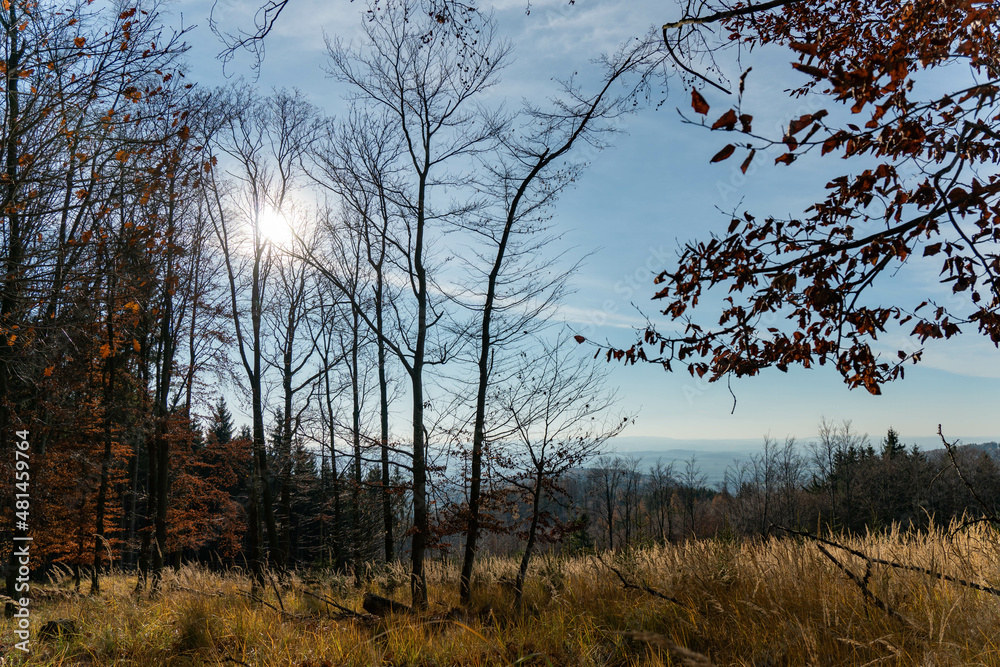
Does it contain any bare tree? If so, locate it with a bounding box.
[210,0,485,72]
[808,418,870,529]
[456,32,662,605]
[307,109,406,565]
[266,217,322,568]
[592,455,626,551]
[619,456,644,549]
[646,460,676,543]
[809,417,841,523]
[307,0,508,609]
[204,86,314,583]
[678,455,707,537]
[491,334,629,605]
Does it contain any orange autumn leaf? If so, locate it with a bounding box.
[710,144,736,163]
[691,89,710,115]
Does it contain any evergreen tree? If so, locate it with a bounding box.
[210,396,235,445]
[882,428,906,460]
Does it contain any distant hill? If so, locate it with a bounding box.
[603,436,1000,486]
[589,449,752,487]
[925,440,1000,461]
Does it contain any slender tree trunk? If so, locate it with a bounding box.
[125,434,140,568]
[514,470,545,606]
[410,174,430,610]
[150,185,178,592]
[410,362,427,609]
[2,1,25,599]
[247,445,263,589]
[250,251,283,573]
[458,111,608,600]
[351,305,362,585]
[154,416,169,579]
[140,430,158,590]
[280,309,294,567]
[376,276,393,564]
[323,364,342,569]
[92,276,118,595]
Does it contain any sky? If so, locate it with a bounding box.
[170,0,999,451]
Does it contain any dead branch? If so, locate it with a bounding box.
[661,27,731,95]
[363,592,414,616]
[235,588,302,619]
[776,525,1000,597]
[815,543,917,630]
[939,425,1000,527]
[595,554,685,606]
[297,587,369,620]
[663,0,802,29]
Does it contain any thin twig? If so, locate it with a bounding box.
[947,516,996,539]
[266,570,285,612]
[662,27,731,95]
[235,587,301,619]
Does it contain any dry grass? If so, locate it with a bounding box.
[3,522,999,666]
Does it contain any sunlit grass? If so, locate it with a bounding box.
[3,521,999,665]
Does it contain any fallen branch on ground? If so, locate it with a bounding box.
[595,553,684,606]
[775,525,1000,597]
[814,543,917,630]
[297,587,369,620]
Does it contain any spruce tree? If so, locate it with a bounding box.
[210,396,235,445]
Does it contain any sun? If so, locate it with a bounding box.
[257,206,294,246]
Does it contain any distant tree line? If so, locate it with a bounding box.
[560,422,1000,550]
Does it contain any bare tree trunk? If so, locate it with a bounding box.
[377,275,393,564]
[351,304,363,585]
[280,306,295,567]
[323,363,343,569]
[92,273,117,595]
[2,1,25,598]
[250,250,284,575]
[514,470,545,606]
[247,445,263,589]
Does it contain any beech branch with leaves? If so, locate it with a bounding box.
[613,0,1000,395]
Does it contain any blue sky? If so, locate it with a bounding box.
[173,0,998,448]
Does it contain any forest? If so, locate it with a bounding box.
[2,0,999,664]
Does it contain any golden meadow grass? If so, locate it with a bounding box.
[3,521,1000,666]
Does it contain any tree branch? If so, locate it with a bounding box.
[663,0,803,30]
